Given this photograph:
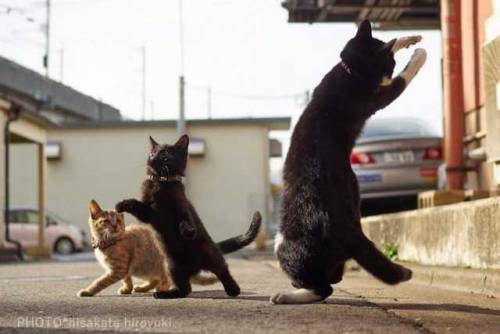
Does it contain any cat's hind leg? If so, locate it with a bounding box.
[133,279,159,293]
[153,268,192,299]
[208,260,240,297]
[349,233,412,285]
[155,275,171,293]
[271,287,331,305]
[118,276,133,295]
[272,239,333,304]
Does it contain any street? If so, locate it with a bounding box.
[0,252,499,334]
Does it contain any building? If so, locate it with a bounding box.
[282,0,500,192]
[0,55,290,257]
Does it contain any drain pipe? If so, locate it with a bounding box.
[4,104,23,260]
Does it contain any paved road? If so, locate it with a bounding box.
[0,254,499,333]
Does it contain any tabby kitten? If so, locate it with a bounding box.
[78,200,216,297]
[272,20,427,304]
[116,134,262,299]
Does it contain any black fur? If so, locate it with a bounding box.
[116,134,262,299]
[276,20,413,301]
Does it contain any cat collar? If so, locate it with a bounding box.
[150,175,184,183]
[340,61,352,75]
[92,238,118,250]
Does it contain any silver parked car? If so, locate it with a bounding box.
[352,118,442,213]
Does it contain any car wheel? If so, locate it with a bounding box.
[54,237,75,255]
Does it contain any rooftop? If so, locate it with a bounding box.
[57,117,292,131]
[0,55,121,123]
[281,0,440,30]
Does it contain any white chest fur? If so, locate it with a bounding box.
[94,249,109,271]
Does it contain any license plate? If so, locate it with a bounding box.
[357,174,382,183]
[384,151,415,164]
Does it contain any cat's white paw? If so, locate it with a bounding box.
[392,35,422,53]
[270,289,324,305]
[410,48,427,70]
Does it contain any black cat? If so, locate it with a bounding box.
[116,134,261,299]
[272,20,427,304]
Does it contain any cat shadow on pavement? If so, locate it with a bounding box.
[325,298,500,316]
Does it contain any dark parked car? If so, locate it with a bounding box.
[352,118,443,215]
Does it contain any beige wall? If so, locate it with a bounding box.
[0,109,6,247]
[11,123,271,242]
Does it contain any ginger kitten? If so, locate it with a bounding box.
[78,200,215,297]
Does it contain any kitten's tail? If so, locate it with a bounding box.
[350,234,412,285]
[217,211,262,254]
[190,273,218,285]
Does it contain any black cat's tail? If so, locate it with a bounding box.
[350,234,412,285]
[217,211,262,254]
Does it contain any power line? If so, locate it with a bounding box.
[186,83,308,101]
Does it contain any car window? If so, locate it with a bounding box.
[8,211,19,223]
[10,211,28,224]
[26,211,40,224]
[360,119,435,139]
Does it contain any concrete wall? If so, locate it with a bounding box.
[362,197,500,269]
[0,109,6,247]
[11,123,270,241]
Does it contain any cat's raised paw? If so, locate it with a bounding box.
[77,289,94,297]
[115,199,134,213]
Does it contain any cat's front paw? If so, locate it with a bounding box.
[77,289,94,297]
[401,35,422,49]
[115,199,135,213]
[410,48,427,71]
[118,287,132,295]
[179,220,197,240]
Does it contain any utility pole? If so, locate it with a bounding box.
[141,45,147,120]
[178,75,186,133]
[177,0,186,135]
[59,46,64,82]
[44,0,51,77]
[207,87,212,119]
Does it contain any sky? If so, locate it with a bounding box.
[1,0,443,177]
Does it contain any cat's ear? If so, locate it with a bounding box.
[378,38,397,55]
[174,134,189,150]
[355,20,372,40]
[149,136,159,149]
[89,199,103,220]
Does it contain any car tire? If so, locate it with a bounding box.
[54,237,75,255]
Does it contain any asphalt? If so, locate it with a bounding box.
[0,252,499,333]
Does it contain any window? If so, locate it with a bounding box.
[25,211,40,224]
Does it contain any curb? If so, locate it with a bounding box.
[401,262,500,298]
[264,258,499,299]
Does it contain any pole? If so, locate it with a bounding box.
[44,0,50,77]
[441,0,465,190]
[178,75,186,134]
[150,100,155,120]
[59,46,64,82]
[141,46,146,120]
[207,87,212,119]
[177,0,186,135]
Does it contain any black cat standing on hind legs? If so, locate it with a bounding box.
[272,20,427,305]
[116,134,262,299]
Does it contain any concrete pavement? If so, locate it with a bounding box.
[0,253,499,333]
